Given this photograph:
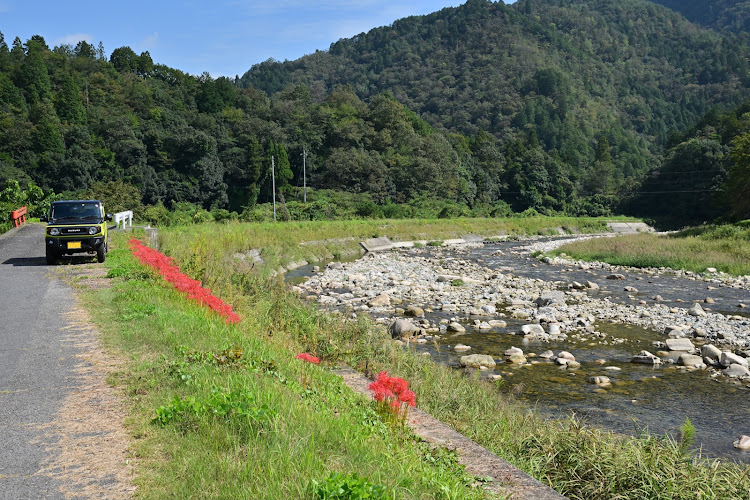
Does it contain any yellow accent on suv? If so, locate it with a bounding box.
[41,200,112,265]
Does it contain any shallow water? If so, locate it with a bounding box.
[292,238,750,462]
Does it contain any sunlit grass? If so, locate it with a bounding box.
[85,233,491,500]
[83,218,750,499]
[553,226,750,276]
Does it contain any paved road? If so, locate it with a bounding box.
[0,224,80,499]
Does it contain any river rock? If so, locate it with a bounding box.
[535,291,566,307]
[678,354,704,367]
[607,274,626,280]
[631,350,662,365]
[624,286,639,292]
[723,364,750,378]
[454,344,471,352]
[460,354,496,369]
[481,304,497,314]
[368,293,391,307]
[508,353,527,364]
[488,320,507,328]
[720,352,748,368]
[588,376,612,388]
[665,338,695,352]
[539,350,554,359]
[586,281,600,290]
[663,325,683,336]
[688,303,707,317]
[448,322,466,333]
[734,435,750,450]
[389,319,419,339]
[548,324,562,335]
[405,305,425,317]
[521,324,545,336]
[505,347,524,356]
[701,344,722,362]
[557,351,576,362]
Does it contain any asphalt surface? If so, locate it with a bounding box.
[0,223,79,499]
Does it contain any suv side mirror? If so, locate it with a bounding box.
[105,213,113,221]
[40,214,48,222]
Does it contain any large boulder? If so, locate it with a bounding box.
[388,319,419,339]
[459,354,496,369]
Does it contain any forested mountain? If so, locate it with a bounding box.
[241,0,750,210]
[648,0,750,34]
[2,0,750,223]
[0,34,486,215]
[628,98,750,225]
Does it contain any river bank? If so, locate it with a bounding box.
[295,235,750,460]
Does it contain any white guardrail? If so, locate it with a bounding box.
[114,210,133,230]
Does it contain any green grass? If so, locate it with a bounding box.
[84,218,750,499]
[552,225,750,276]
[85,233,492,499]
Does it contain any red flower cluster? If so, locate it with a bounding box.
[369,371,416,417]
[295,353,320,364]
[128,238,241,324]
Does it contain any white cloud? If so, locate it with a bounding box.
[139,32,159,50]
[54,33,94,46]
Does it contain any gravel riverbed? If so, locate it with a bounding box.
[294,235,750,459]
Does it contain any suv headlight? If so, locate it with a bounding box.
[88,226,99,235]
[49,228,60,236]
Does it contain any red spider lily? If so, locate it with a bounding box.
[295,353,320,364]
[368,371,416,423]
[128,238,241,324]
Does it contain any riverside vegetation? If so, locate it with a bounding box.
[83,217,750,499]
[552,223,750,276]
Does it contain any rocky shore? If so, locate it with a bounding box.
[296,238,750,383]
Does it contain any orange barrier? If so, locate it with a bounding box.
[10,206,27,228]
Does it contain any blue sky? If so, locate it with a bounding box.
[1,0,514,78]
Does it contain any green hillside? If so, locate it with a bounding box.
[648,0,750,33]
[241,0,750,208]
[2,0,750,223]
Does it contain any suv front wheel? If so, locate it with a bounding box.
[96,242,107,263]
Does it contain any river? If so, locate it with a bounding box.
[290,236,750,462]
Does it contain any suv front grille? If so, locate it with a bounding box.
[59,226,90,235]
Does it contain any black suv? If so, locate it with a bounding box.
[41,200,112,264]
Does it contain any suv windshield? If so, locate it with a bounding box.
[51,202,102,221]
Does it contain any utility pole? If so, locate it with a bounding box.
[271,155,276,222]
[301,147,307,203]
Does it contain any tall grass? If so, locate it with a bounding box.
[89,217,750,499]
[552,225,750,276]
[87,236,491,499]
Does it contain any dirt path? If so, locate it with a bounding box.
[0,225,134,499]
